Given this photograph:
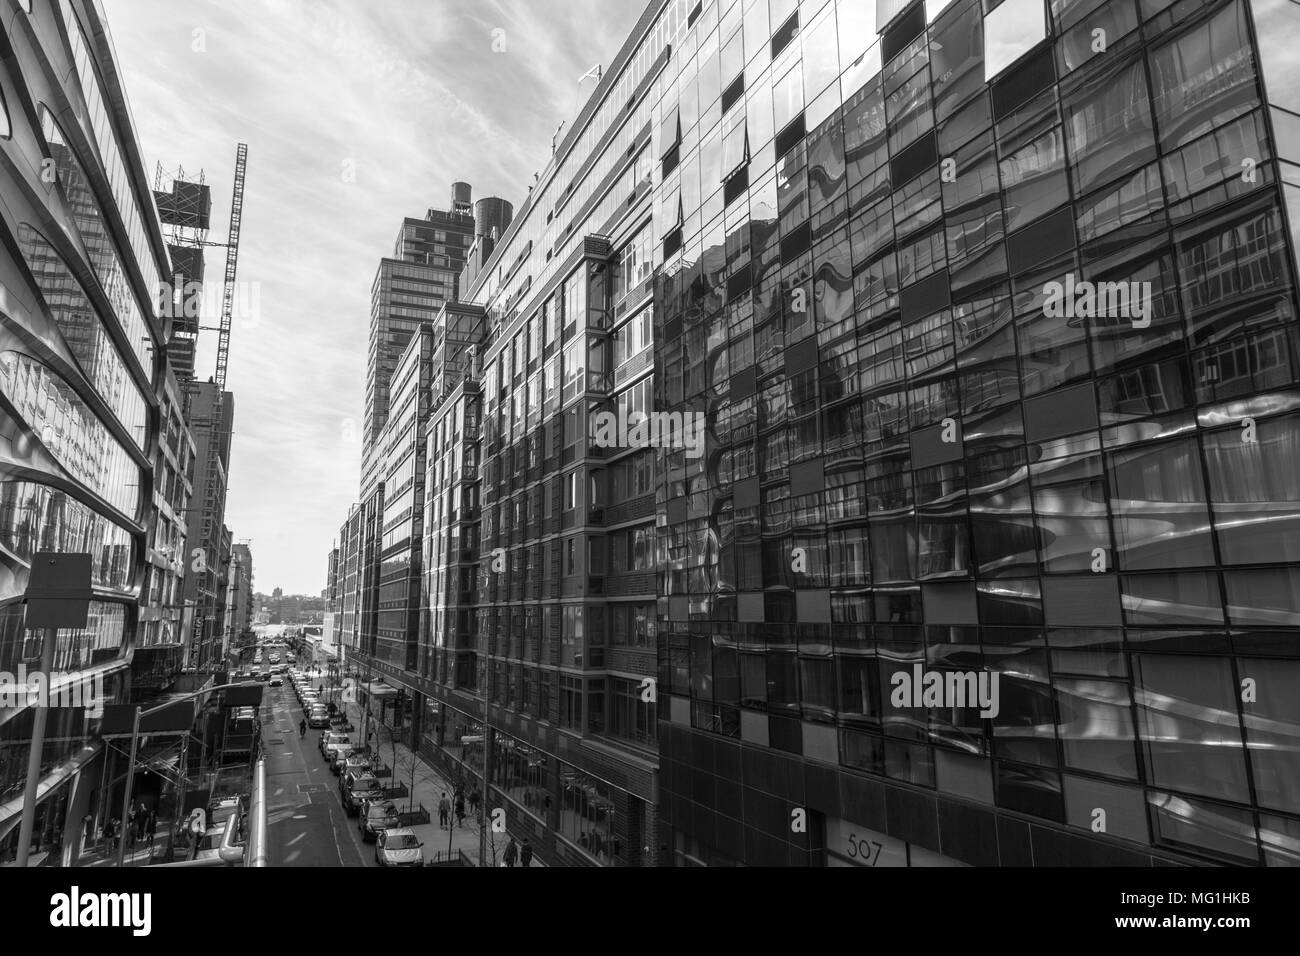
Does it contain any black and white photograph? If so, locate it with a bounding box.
[0,0,1297,934]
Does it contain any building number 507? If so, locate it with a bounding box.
[845,833,884,866]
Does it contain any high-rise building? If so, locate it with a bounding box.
[376,325,435,672]
[646,0,1300,867]
[413,0,1300,868]
[181,380,235,670]
[326,545,341,612]
[361,198,477,498]
[231,541,254,642]
[133,364,197,702]
[394,4,665,867]
[0,0,181,862]
[327,0,1300,868]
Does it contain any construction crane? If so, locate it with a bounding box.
[215,143,248,391]
[196,143,248,670]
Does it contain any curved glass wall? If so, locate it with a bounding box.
[647,0,1300,866]
[0,479,134,594]
[55,1,164,358]
[39,109,153,380]
[0,599,127,677]
[0,351,139,517]
[16,223,149,451]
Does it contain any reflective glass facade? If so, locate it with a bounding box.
[0,0,175,853]
[649,0,1300,866]
[331,0,1300,867]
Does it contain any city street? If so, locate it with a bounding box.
[258,681,372,868]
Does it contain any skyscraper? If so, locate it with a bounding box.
[649,0,1300,867]
[181,380,235,670]
[361,193,477,498]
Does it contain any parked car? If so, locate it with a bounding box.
[340,752,373,778]
[320,731,350,760]
[374,827,423,867]
[341,772,384,815]
[308,705,331,728]
[332,745,366,774]
[358,800,401,841]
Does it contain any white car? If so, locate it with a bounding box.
[319,730,349,758]
[375,827,423,867]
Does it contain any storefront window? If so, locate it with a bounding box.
[557,762,618,862]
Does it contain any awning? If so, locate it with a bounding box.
[362,681,397,699]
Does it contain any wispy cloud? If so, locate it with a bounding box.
[103,0,644,593]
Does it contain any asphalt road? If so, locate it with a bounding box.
[259,682,377,867]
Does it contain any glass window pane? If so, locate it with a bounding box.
[1240,660,1300,814]
[1134,654,1250,803]
[984,0,1048,81]
[1248,0,1300,114]
[1108,439,1216,570]
[1147,0,1258,151]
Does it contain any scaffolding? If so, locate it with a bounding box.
[154,163,213,355]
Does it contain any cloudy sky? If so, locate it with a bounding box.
[101,0,644,596]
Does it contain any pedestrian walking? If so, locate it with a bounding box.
[145,810,157,844]
[520,838,533,867]
[503,836,518,867]
[299,718,307,738]
[454,793,466,828]
[135,801,148,842]
[469,787,481,820]
[438,792,450,829]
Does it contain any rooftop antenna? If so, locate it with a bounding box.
[575,64,602,114]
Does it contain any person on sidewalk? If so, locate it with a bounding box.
[503,837,518,867]
[438,792,450,829]
[454,793,466,828]
[135,802,148,842]
[145,809,157,845]
[469,787,482,820]
[520,839,533,867]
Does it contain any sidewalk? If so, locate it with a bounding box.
[339,697,544,867]
[72,821,177,868]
